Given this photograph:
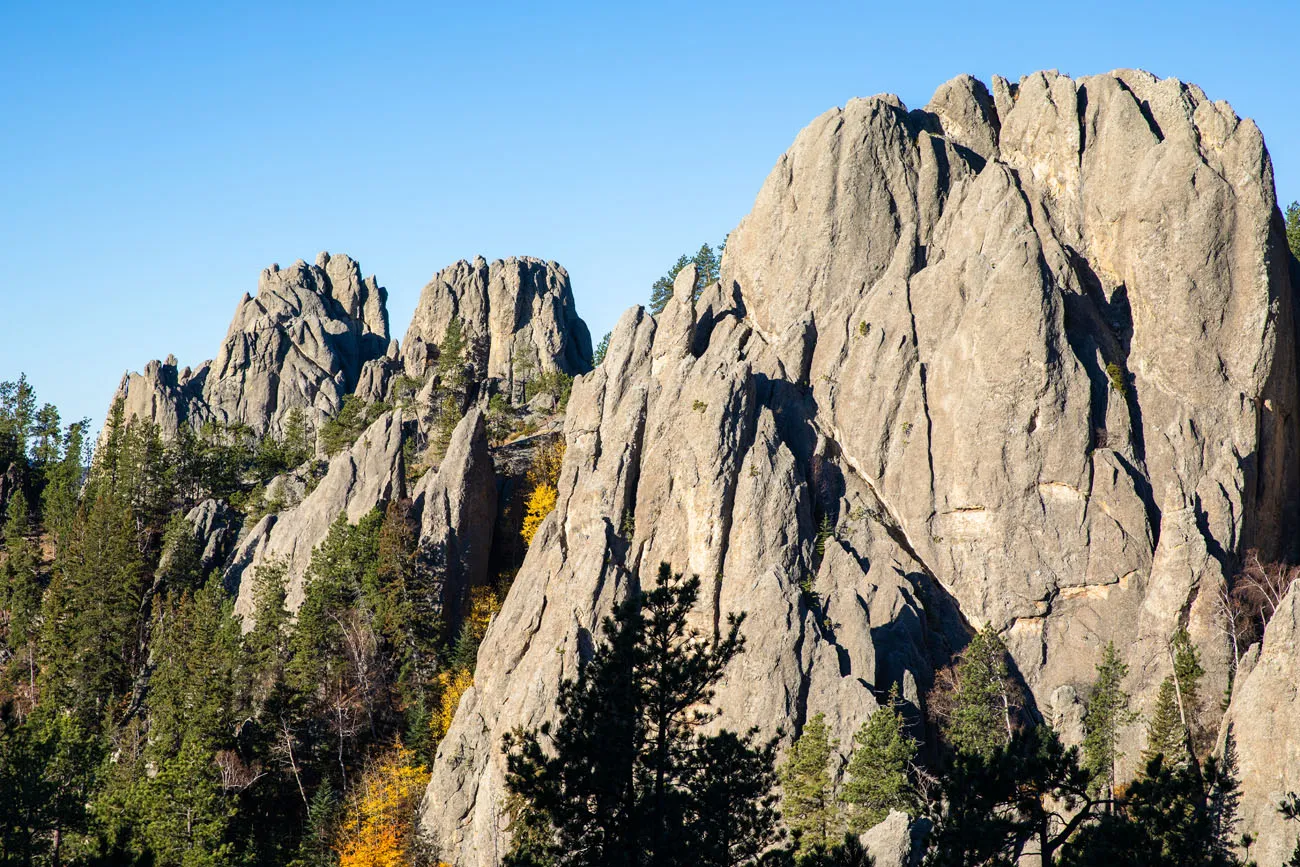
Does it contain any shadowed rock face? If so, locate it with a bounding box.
[403,255,593,396]
[419,69,1300,864]
[106,252,391,440]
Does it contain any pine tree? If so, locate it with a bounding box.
[41,419,87,549]
[841,684,917,832]
[927,726,1099,867]
[1144,676,1188,767]
[436,317,469,398]
[649,253,694,315]
[1062,753,1249,867]
[0,706,101,865]
[780,713,840,853]
[1286,201,1300,259]
[1082,641,1133,797]
[503,562,779,867]
[41,485,148,724]
[1,490,43,698]
[593,332,611,366]
[935,625,1020,758]
[1144,629,1205,766]
[693,243,721,290]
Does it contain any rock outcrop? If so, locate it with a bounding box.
[226,410,408,618]
[1221,583,1300,864]
[225,408,497,623]
[403,256,593,396]
[420,69,1300,863]
[201,253,390,437]
[107,252,390,440]
[409,409,498,629]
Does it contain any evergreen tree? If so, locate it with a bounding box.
[40,486,148,724]
[649,253,694,315]
[503,562,781,867]
[1061,754,1247,867]
[0,706,101,865]
[934,626,1020,758]
[41,418,87,549]
[436,317,469,398]
[1,490,43,699]
[1287,201,1300,259]
[926,726,1099,867]
[593,332,611,366]
[1144,628,1205,766]
[841,684,917,832]
[0,374,37,468]
[780,713,840,852]
[1082,641,1133,797]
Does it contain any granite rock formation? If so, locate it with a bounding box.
[107,252,390,440]
[419,69,1300,863]
[403,256,593,397]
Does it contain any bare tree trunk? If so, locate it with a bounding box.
[280,716,309,807]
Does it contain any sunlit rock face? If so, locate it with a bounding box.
[419,70,1300,865]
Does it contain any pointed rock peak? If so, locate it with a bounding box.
[672,263,698,301]
[926,73,1000,158]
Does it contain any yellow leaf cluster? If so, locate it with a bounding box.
[432,666,475,745]
[527,439,566,488]
[521,439,565,548]
[520,483,557,547]
[336,746,428,867]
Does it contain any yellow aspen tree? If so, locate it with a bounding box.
[335,745,428,867]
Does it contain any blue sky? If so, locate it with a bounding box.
[3,1,1298,432]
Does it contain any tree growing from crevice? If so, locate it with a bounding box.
[781,712,840,853]
[1082,641,1134,799]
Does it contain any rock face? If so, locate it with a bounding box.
[185,499,239,579]
[202,253,390,437]
[225,410,408,618]
[419,69,1300,864]
[403,256,593,396]
[1222,583,1300,864]
[107,252,390,439]
[409,409,499,629]
[225,408,497,623]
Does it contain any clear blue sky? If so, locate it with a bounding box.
[3,1,1298,433]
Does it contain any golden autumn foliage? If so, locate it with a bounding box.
[521,439,565,547]
[430,586,503,746]
[521,483,557,547]
[335,745,427,867]
[432,666,475,744]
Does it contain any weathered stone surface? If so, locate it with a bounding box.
[107,253,390,441]
[226,410,407,618]
[105,355,210,442]
[409,409,498,630]
[203,253,390,437]
[420,70,1300,863]
[184,499,239,579]
[403,256,593,396]
[861,809,927,867]
[1222,583,1300,864]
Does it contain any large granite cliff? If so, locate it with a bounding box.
[418,69,1300,864]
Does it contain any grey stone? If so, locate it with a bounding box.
[419,70,1300,864]
[403,256,593,395]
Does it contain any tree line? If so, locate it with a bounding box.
[0,340,511,865]
[495,564,1300,867]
